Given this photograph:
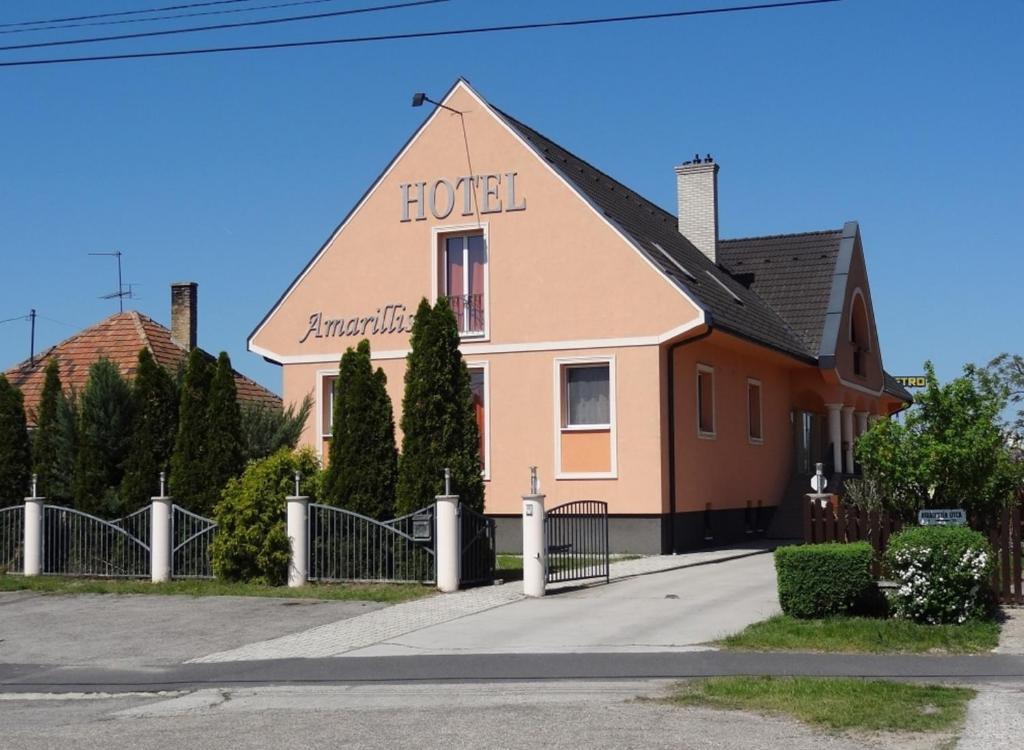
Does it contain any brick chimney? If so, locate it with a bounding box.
[674,155,719,263]
[170,282,197,351]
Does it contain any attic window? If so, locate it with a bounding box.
[705,270,743,304]
[652,242,696,281]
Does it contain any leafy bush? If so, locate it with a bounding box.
[211,448,321,585]
[775,543,876,618]
[885,526,994,624]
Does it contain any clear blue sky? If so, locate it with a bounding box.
[1,0,1021,394]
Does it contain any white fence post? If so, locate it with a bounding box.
[435,468,460,593]
[522,467,546,598]
[287,471,309,588]
[23,474,43,577]
[151,471,172,583]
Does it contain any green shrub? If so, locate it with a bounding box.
[885,526,994,624]
[211,448,321,585]
[775,543,876,618]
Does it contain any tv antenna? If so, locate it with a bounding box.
[89,251,135,312]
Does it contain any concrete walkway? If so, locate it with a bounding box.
[958,607,1024,749]
[193,545,775,662]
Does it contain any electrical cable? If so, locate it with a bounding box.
[0,0,259,29]
[0,1,843,68]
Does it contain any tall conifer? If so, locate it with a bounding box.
[396,298,483,515]
[201,352,244,515]
[31,358,63,499]
[0,374,31,507]
[120,349,179,512]
[170,348,213,512]
[323,339,398,519]
[73,359,133,515]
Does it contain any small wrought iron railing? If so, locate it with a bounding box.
[545,500,610,584]
[42,505,150,578]
[448,293,485,335]
[172,504,218,579]
[308,503,435,583]
[459,505,496,585]
[0,505,24,574]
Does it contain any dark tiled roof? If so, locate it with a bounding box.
[883,371,914,403]
[5,311,280,425]
[717,230,843,354]
[495,110,815,362]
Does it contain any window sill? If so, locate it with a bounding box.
[561,424,612,432]
[698,431,716,440]
[748,437,764,446]
[555,471,617,480]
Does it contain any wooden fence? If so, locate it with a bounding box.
[803,497,1023,604]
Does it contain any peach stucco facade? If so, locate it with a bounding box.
[251,80,907,552]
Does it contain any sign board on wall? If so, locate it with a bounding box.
[400,172,526,221]
[918,509,967,526]
[894,375,927,388]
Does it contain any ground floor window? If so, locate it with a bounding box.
[467,364,488,477]
[747,378,763,443]
[321,373,337,438]
[555,357,616,478]
[696,364,715,438]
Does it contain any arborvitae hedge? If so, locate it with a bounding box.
[323,339,398,520]
[200,352,244,516]
[120,348,179,512]
[396,298,483,515]
[0,374,31,507]
[170,348,212,512]
[73,358,134,516]
[31,358,62,500]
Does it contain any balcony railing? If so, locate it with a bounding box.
[448,293,485,336]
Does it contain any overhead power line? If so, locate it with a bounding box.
[0,0,258,29]
[0,0,450,52]
[0,0,340,36]
[0,0,843,68]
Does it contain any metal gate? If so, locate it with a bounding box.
[172,504,218,579]
[308,503,436,583]
[0,505,23,574]
[42,505,150,578]
[545,500,609,584]
[459,505,496,585]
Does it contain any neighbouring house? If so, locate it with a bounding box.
[248,78,910,553]
[6,282,281,426]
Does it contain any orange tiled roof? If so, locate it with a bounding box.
[4,311,280,425]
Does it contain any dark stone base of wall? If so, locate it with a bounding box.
[492,505,777,555]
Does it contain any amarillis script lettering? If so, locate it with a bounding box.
[299,304,414,343]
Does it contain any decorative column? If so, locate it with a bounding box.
[522,467,546,598]
[826,404,843,476]
[151,471,172,583]
[842,406,855,474]
[23,474,43,577]
[855,411,869,437]
[286,471,309,588]
[435,468,460,593]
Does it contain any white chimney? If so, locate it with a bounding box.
[675,156,719,263]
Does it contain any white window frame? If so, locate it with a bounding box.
[696,363,716,439]
[553,355,617,480]
[747,377,764,445]
[465,360,491,481]
[430,222,490,342]
[315,368,340,453]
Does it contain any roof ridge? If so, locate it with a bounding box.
[128,310,154,358]
[720,228,844,243]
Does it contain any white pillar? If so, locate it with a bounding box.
[522,493,546,598]
[435,494,460,593]
[286,494,309,588]
[150,495,172,583]
[826,403,843,476]
[23,494,44,577]
[855,411,869,437]
[842,406,855,474]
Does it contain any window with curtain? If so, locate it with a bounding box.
[443,233,486,335]
[564,364,610,427]
[697,366,715,436]
[469,367,486,472]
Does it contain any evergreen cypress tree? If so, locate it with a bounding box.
[120,349,179,512]
[73,359,134,516]
[49,386,79,503]
[396,298,484,515]
[0,374,31,507]
[170,348,213,512]
[201,351,244,515]
[31,358,63,499]
[323,339,398,519]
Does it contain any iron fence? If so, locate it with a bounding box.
[545,500,610,584]
[308,503,435,583]
[459,505,496,585]
[42,505,150,578]
[0,505,23,574]
[172,504,218,579]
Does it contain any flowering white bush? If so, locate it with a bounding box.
[885,526,994,624]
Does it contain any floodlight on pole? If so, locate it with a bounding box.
[411,91,462,115]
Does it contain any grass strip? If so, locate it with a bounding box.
[720,614,1000,654]
[0,574,433,603]
[670,676,974,733]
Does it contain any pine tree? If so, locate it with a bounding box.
[0,374,31,507]
[323,339,398,519]
[73,359,134,516]
[170,348,213,512]
[51,387,78,501]
[120,349,179,512]
[31,358,63,499]
[396,298,484,515]
[201,352,244,515]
